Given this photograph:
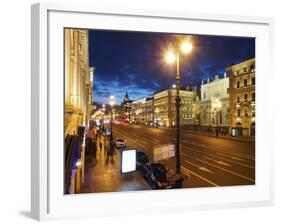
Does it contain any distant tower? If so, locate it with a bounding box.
[124,91,129,101]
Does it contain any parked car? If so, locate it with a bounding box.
[141,162,186,190]
[136,150,149,169]
[115,138,126,149]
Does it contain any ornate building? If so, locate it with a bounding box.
[227,58,255,136]
[153,88,197,127]
[64,29,94,136]
[120,92,133,123]
[199,74,230,133]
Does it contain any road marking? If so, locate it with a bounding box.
[199,167,214,174]
[181,166,219,187]
[182,147,255,169]
[216,152,255,161]
[184,160,214,174]
[208,154,255,169]
[201,156,232,167]
[217,161,231,167]
[231,156,248,162]
[196,158,255,183]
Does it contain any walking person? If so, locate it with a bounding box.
[106,139,115,163]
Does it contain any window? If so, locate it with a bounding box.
[227,88,229,94]
[251,77,255,85]
[252,92,255,101]
[237,109,241,117]
[235,70,240,75]
[203,92,206,99]
[243,67,247,73]
[244,94,248,102]
[244,79,247,86]
[236,96,240,103]
[244,108,248,117]
[250,64,255,72]
[236,81,240,88]
[252,110,255,117]
[219,111,222,124]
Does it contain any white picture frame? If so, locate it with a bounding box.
[31,2,274,221]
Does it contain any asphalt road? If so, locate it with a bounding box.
[112,123,255,188]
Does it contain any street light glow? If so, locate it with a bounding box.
[165,52,176,64]
[109,95,115,106]
[180,42,193,54]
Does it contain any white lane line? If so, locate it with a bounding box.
[231,156,248,162]
[216,152,255,161]
[202,156,232,167]
[183,147,255,169]
[217,161,231,167]
[181,166,219,187]
[207,154,255,169]
[184,160,214,174]
[196,158,255,183]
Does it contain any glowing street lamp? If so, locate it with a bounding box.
[213,98,222,137]
[165,52,176,64]
[164,41,193,174]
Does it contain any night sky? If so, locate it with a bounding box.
[89,30,255,105]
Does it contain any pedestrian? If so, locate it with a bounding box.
[106,139,115,163]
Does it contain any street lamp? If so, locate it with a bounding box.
[109,95,115,141]
[213,98,222,137]
[165,41,193,174]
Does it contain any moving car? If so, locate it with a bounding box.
[141,162,186,190]
[115,138,126,149]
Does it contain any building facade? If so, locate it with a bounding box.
[199,74,230,133]
[153,88,197,127]
[227,58,255,136]
[131,97,154,125]
[64,29,94,136]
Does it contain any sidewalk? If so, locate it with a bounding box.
[80,134,150,193]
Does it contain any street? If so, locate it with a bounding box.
[112,123,255,188]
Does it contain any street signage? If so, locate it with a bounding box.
[121,149,137,173]
[153,144,175,162]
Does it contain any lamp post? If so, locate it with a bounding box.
[213,98,222,137]
[165,41,192,174]
[109,95,115,142]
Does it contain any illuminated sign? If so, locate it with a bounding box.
[121,149,136,173]
[153,144,175,162]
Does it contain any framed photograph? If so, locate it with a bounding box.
[31,2,274,221]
